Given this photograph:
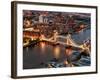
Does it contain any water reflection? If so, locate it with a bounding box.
[53,46,60,59]
[25,47,29,56]
[26,47,29,52]
[65,48,73,56]
[65,48,73,66]
[40,42,46,53]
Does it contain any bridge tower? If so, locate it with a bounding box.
[53,30,58,42]
[66,33,73,46]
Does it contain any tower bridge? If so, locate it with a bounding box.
[40,31,90,53]
[23,30,90,53]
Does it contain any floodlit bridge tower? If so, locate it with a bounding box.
[53,30,59,42]
[65,33,80,48]
[66,33,72,46]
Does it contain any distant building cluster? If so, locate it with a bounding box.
[23,10,90,37]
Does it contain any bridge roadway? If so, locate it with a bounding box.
[23,34,90,52]
[41,38,84,50]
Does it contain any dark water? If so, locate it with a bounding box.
[72,29,91,44]
[23,29,91,69]
[23,43,69,69]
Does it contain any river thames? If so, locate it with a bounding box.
[23,28,91,69]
